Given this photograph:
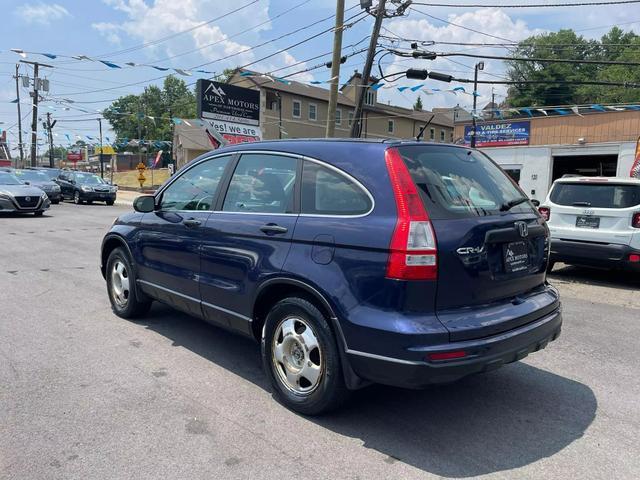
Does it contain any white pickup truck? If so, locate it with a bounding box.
[540,177,640,272]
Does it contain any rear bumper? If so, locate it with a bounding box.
[551,239,640,271]
[347,307,562,389]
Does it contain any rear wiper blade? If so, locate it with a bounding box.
[571,201,591,206]
[500,197,529,212]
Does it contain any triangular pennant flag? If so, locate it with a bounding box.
[40,53,57,59]
[10,48,27,58]
[10,98,19,103]
[151,66,169,71]
[554,109,570,115]
[410,84,425,92]
[590,104,606,112]
[239,71,254,77]
[431,88,441,92]
[571,106,583,116]
[495,110,504,119]
[125,62,137,67]
[605,105,625,111]
[100,60,121,69]
[472,91,480,97]
[148,116,156,125]
[451,86,466,93]
[624,105,640,110]
[174,68,192,76]
[371,83,384,91]
[536,109,548,116]
[183,120,192,127]
[522,108,533,117]
[73,55,94,61]
[65,134,71,141]
[171,118,182,125]
[397,86,410,92]
[275,77,291,85]
[309,81,323,85]
[421,89,434,95]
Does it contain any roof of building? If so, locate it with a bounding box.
[173,123,216,151]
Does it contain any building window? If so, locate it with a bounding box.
[429,128,435,141]
[387,120,394,134]
[335,108,342,125]
[292,100,301,118]
[365,90,375,106]
[309,103,317,121]
[348,111,354,126]
[440,130,445,142]
[269,100,278,110]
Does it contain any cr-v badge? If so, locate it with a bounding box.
[457,246,485,255]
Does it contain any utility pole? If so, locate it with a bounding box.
[21,60,53,166]
[470,61,484,149]
[45,112,56,167]
[491,87,496,120]
[14,64,25,168]
[326,0,345,138]
[350,0,387,138]
[98,117,104,178]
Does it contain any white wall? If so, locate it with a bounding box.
[481,146,552,203]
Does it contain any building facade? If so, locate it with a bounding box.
[173,69,453,167]
[454,110,640,202]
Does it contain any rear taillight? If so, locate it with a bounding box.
[538,206,551,221]
[384,148,437,280]
[629,254,640,263]
[632,212,640,228]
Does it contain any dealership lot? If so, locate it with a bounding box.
[1,203,639,479]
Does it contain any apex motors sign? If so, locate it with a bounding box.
[464,121,530,147]
[196,79,261,145]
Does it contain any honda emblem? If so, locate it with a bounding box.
[515,221,528,237]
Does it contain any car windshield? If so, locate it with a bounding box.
[40,169,60,179]
[75,173,106,185]
[550,182,640,208]
[0,172,22,185]
[15,170,51,182]
[397,145,532,219]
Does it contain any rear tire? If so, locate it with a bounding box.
[262,297,350,415]
[106,247,151,319]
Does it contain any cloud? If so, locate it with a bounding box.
[92,0,310,75]
[14,2,70,25]
[380,8,543,110]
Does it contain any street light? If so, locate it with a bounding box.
[470,61,484,149]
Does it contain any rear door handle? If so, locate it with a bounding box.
[260,223,288,235]
[183,218,202,228]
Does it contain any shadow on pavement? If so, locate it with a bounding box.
[139,302,597,478]
[549,263,640,291]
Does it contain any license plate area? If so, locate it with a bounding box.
[503,241,529,273]
[576,215,600,229]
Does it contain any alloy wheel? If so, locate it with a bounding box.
[110,260,130,308]
[272,317,323,395]
[74,191,80,204]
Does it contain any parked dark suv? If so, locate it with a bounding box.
[57,171,117,205]
[100,140,562,414]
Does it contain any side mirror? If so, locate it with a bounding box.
[133,194,156,213]
[69,179,76,185]
[531,199,540,207]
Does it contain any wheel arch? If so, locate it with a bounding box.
[101,234,134,279]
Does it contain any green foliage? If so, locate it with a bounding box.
[505,28,640,107]
[103,75,196,152]
[413,95,423,111]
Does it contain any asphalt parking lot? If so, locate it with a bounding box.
[1,203,639,479]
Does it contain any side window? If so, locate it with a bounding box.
[301,161,372,216]
[159,155,231,211]
[222,153,297,214]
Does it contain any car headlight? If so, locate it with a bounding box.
[81,186,92,192]
[41,191,48,199]
[53,185,60,192]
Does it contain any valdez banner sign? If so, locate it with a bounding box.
[196,79,261,145]
[464,121,530,147]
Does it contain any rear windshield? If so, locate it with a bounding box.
[550,182,640,208]
[397,145,532,219]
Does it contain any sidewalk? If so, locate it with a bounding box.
[114,189,143,207]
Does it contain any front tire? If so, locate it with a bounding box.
[73,191,83,205]
[34,211,44,216]
[262,297,350,415]
[106,200,114,206]
[106,247,152,318]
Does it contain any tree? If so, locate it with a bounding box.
[413,95,423,111]
[103,75,196,152]
[505,28,640,107]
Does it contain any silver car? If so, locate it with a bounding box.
[0,171,51,216]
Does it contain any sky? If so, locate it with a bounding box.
[1,0,639,153]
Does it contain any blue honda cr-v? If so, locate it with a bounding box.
[100,139,562,415]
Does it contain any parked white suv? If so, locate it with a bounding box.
[540,177,640,272]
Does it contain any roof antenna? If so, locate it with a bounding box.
[416,114,435,142]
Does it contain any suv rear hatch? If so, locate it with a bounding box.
[546,180,640,245]
[396,145,556,341]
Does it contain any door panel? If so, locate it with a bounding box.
[200,153,299,334]
[134,154,232,318]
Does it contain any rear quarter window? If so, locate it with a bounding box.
[550,182,640,208]
[397,145,531,219]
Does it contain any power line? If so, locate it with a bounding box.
[412,0,640,7]
[438,51,640,66]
